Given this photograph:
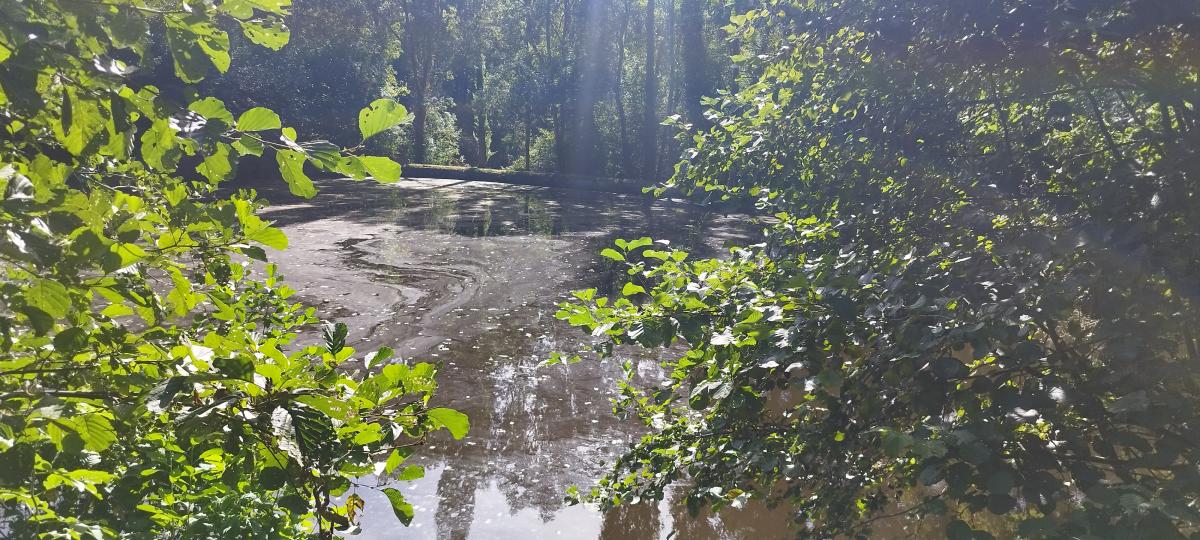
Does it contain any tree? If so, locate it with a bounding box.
[559,1,1200,538]
[395,0,449,164]
[563,0,613,175]
[445,0,488,166]
[197,0,399,151]
[640,0,658,179]
[678,0,709,130]
[0,1,463,538]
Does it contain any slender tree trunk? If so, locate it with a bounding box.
[658,0,678,174]
[552,0,571,171]
[412,88,428,163]
[446,1,484,166]
[524,104,532,169]
[615,0,631,175]
[680,0,709,130]
[476,55,489,163]
[641,0,658,180]
[553,105,566,171]
[566,0,609,175]
[451,95,481,165]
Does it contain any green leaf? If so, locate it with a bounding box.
[396,465,424,481]
[214,355,255,381]
[600,248,625,261]
[621,282,645,296]
[188,97,234,125]
[140,120,179,171]
[284,404,337,466]
[382,488,414,526]
[26,279,71,318]
[364,347,393,370]
[248,226,288,250]
[322,322,348,354]
[112,243,147,266]
[383,449,405,475]
[358,99,409,141]
[300,140,342,170]
[164,18,228,82]
[56,89,105,156]
[237,107,282,131]
[21,307,54,335]
[335,156,369,180]
[197,142,235,184]
[259,466,287,490]
[240,18,290,50]
[358,156,403,183]
[232,135,264,156]
[276,149,315,198]
[626,237,653,250]
[52,327,88,353]
[60,415,117,452]
[106,7,149,48]
[427,407,469,440]
[163,184,187,206]
[145,376,187,414]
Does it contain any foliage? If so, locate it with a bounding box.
[0,0,462,538]
[157,0,737,178]
[524,128,559,173]
[560,0,1200,538]
[191,0,402,151]
[390,96,463,166]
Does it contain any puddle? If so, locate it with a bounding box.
[260,177,798,539]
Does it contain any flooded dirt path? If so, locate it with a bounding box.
[260,178,794,539]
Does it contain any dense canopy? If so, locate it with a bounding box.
[559,0,1200,538]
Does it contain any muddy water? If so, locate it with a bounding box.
[260,178,794,539]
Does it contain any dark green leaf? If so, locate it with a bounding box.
[382,487,414,526]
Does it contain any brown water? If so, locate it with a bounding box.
[257,178,806,539]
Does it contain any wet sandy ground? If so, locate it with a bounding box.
[256,177,808,539]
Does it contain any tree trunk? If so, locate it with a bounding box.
[658,0,678,175]
[398,0,444,164]
[412,90,428,163]
[680,0,709,130]
[523,102,532,170]
[477,55,489,163]
[615,0,631,176]
[641,0,658,180]
[565,0,608,175]
[450,90,482,165]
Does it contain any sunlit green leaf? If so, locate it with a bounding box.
[237,107,282,131]
[358,99,408,141]
[276,149,315,198]
[427,407,469,440]
[358,156,402,183]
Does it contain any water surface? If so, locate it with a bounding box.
[262,178,794,539]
